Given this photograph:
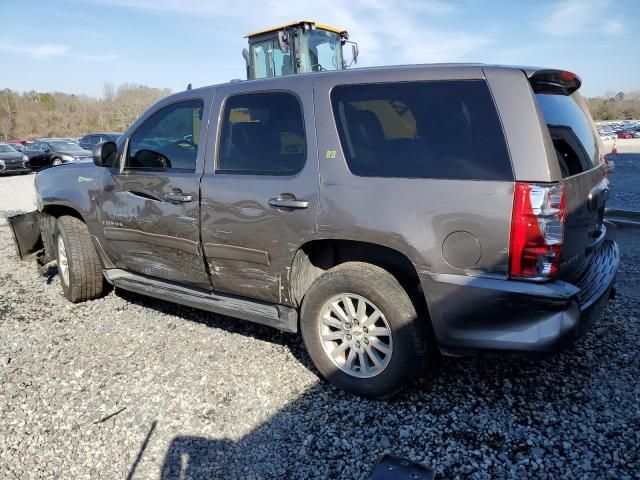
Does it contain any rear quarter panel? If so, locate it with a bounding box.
[312,66,515,286]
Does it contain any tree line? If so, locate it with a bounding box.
[0,84,171,141]
[585,90,640,122]
[0,83,639,141]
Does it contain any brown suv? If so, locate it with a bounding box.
[25,64,618,397]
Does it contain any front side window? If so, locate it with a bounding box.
[331,80,513,180]
[218,92,306,175]
[126,99,203,171]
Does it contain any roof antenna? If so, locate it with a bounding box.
[186,83,192,91]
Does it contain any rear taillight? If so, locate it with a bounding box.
[510,182,566,281]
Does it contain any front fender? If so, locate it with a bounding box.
[36,163,102,236]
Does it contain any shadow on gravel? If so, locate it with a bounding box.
[118,219,639,479]
[114,288,316,370]
[145,291,638,480]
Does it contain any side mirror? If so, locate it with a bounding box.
[343,41,359,67]
[242,48,251,79]
[93,141,118,167]
[44,148,51,153]
[351,43,359,64]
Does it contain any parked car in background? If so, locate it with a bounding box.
[79,132,122,150]
[0,143,30,174]
[24,138,93,170]
[617,132,633,139]
[5,139,27,152]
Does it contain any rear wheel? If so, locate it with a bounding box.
[300,262,432,398]
[52,158,62,166]
[55,216,105,302]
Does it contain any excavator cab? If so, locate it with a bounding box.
[243,20,358,80]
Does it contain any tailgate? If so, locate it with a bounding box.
[530,71,608,279]
[561,168,608,278]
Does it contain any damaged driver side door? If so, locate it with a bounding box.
[96,95,213,289]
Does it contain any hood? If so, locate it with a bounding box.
[0,151,25,161]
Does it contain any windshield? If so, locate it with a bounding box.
[535,92,600,176]
[299,29,344,72]
[49,141,85,152]
[0,144,18,153]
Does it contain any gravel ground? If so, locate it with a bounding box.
[608,154,640,211]
[1,173,639,479]
[0,172,37,224]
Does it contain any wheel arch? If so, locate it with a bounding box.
[290,239,424,308]
[40,204,87,264]
[42,203,86,222]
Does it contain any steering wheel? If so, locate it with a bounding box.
[173,138,197,149]
[311,63,327,72]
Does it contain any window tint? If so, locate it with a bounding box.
[126,99,203,171]
[218,92,306,174]
[330,80,513,180]
[535,92,598,177]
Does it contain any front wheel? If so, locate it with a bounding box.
[55,216,106,302]
[52,158,62,166]
[300,262,432,398]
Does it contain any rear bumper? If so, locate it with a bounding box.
[425,239,619,355]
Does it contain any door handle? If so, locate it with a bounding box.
[269,194,309,210]
[165,191,193,203]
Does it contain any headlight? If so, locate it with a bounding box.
[22,155,28,161]
[60,154,75,162]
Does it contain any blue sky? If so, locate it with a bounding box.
[0,0,637,98]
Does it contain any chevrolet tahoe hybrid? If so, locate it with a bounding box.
[27,64,619,397]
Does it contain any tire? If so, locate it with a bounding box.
[300,262,432,398]
[55,216,105,302]
[52,158,62,166]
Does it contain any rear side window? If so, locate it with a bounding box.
[217,91,306,175]
[535,92,599,177]
[330,80,512,180]
[126,99,203,171]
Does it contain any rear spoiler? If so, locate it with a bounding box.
[524,68,582,95]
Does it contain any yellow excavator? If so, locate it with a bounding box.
[242,20,359,80]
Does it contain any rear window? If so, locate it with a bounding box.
[330,80,513,180]
[535,92,599,177]
[217,91,306,175]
